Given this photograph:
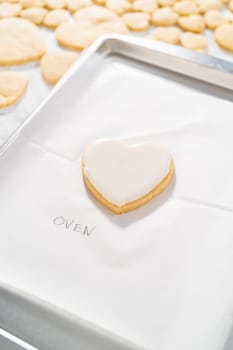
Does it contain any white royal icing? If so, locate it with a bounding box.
[83,139,172,206]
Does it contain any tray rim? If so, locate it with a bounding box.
[0,281,144,350]
[0,34,233,157]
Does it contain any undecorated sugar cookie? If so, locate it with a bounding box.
[173,0,199,15]
[73,5,117,23]
[181,31,207,50]
[82,139,174,214]
[178,14,205,32]
[122,12,150,30]
[0,0,20,3]
[204,9,227,29]
[66,0,92,13]
[0,71,28,108]
[93,0,105,4]
[0,18,46,65]
[0,3,21,18]
[40,51,78,84]
[153,26,181,44]
[43,9,69,28]
[132,0,158,13]
[197,0,222,13]
[106,0,131,15]
[20,7,48,24]
[57,18,128,49]
[158,0,176,7]
[151,7,178,26]
[45,0,66,9]
[21,0,45,8]
[215,23,233,51]
[229,0,233,10]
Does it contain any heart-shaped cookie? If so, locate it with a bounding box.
[82,139,174,214]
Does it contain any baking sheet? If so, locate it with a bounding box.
[0,38,233,350]
[0,19,233,154]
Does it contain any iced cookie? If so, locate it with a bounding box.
[43,9,69,27]
[150,26,181,44]
[0,18,46,65]
[40,51,78,84]
[106,0,131,15]
[204,9,227,29]
[181,31,207,50]
[57,18,128,49]
[178,14,205,32]
[173,1,199,15]
[152,7,178,26]
[20,7,48,24]
[132,0,158,13]
[0,71,28,108]
[0,3,21,18]
[215,23,233,51]
[45,0,66,9]
[122,12,150,30]
[197,0,222,13]
[82,139,174,214]
[21,0,45,8]
[66,0,92,13]
[73,5,117,22]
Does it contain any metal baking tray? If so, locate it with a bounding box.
[1,35,233,350]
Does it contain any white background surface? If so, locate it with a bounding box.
[0,53,233,350]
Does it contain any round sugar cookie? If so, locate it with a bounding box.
[40,51,78,84]
[150,26,181,44]
[0,71,28,108]
[0,18,46,65]
[21,0,45,8]
[178,14,205,32]
[204,10,227,29]
[197,0,222,13]
[158,0,176,7]
[0,3,21,18]
[132,0,158,13]
[82,139,175,214]
[122,12,150,30]
[56,19,128,49]
[173,1,199,15]
[152,7,178,26]
[0,0,20,3]
[20,7,48,24]
[45,0,66,9]
[43,9,69,27]
[73,5,117,22]
[66,0,92,13]
[215,23,233,51]
[93,0,105,4]
[106,0,131,15]
[181,31,207,50]
[229,0,233,11]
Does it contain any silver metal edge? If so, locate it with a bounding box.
[0,281,145,350]
[0,34,233,157]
